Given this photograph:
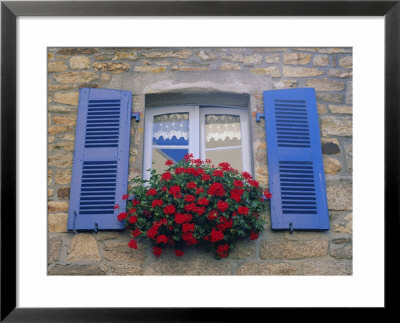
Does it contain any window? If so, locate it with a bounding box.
[143,105,251,180]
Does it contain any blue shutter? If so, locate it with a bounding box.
[263,88,329,230]
[67,88,132,231]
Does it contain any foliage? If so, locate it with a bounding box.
[117,154,271,259]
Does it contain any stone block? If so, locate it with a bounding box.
[48,61,68,73]
[48,213,68,232]
[220,63,241,71]
[57,187,70,199]
[112,51,138,61]
[250,67,281,77]
[265,54,281,64]
[323,157,342,175]
[55,169,72,185]
[273,80,297,89]
[53,92,79,106]
[332,213,352,234]
[316,93,344,104]
[57,48,99,56]
[330,239,352,259]
[237,262,297,275]
[70,56,91,69]
[260,239,329,260]
[326,180,352,211]
[318,48,352,54]
[283,53,312,65]
[54,72,98,84]
[229,239,256,259]
[143,251,231,275]
[141,50,192,59]
[101,262,143,275]
[306,78,344,92]
[283,66,324,77]
[67,233,100,262]
[93,62,130,73]
[48,237,62,264]
[49,263,105,275]
[328,105,352,114]
[303,259,352,275]
[48,201,69,213]
[48,152,73,168]
[103,240,146,263]
[51,115,77,126]
[313,55,329,66]
[198,50,218,60]
[134,66,166,73]
[339,56,352,68]
[321,138,341,155]
[320,116,352,137]
[327,69,352,78]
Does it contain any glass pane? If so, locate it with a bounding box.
[205,114,241,148]
[152,113,189,146]
[152,148,188,173]
[206,148,243,171]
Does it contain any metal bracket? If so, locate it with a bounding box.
[73,211,78,234]
[289,222,294,234]
[131,112,140,122]
[256,113,264,122]
[94,223,99,233]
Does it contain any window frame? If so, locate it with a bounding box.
[142,105,251,180]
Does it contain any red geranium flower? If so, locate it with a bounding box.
[207,210,218,221]
[218,162,230,170]
[117,212,128,221]
[163,204,176,215]
[216,244,229,258]
[181,232,198,245]
[152,246,162,257]
[217,201,229,212]
[210,228,224,243]
[146,188,157,196]
[184,203,197,212]
[187,182,197,189]
[161,186,167,192]
[197,197,210,206]
[237,206,249,215]
[233,180,244,188]
[132,199,140,206]
[132,228,141,237]
[217,217,233,231]
[128,208,136,214]
[156,235,169,244]
[230,188,244,202]
[248,179,259,188]
[241,171,252,179]
[147,225,159,239]
[152,199,163,208]
[201,174,211,181]
[122,194,129,200]
[165,160,173,166]
[184,153,194,161]
[195,187,205,194]
[175,167,185,174]
[212,170,224,177]
[128,239,137,249]
[174,249,184,257]
[169,185,182,198]
[182,223,195,232]
[195,206,205,215]
[129,215,138,224]
[161,171,172,181]
[263,190,272,199]
[250,231,259,240]
[174,213,192,224]
[184,194,195,202]
[114,204,119,209]
[208,182,225,197]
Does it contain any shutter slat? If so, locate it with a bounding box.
[264,88,329,230]
[67,88,132,231]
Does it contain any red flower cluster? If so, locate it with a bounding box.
[121,155,268,259]
[208,182,225,197]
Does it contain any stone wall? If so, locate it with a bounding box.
[48,47,352,275]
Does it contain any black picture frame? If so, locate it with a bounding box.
[1,1,398,321]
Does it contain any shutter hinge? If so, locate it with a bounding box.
[73,211,78,234]
[289,222,294,234]
[131,112,140,122]
[94,223,99,233]
[256,113,264,122]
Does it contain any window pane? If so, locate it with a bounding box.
[153,113,189,145]
[206,148,243,171]
[205,114,241,148]
[152,148,188,173]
